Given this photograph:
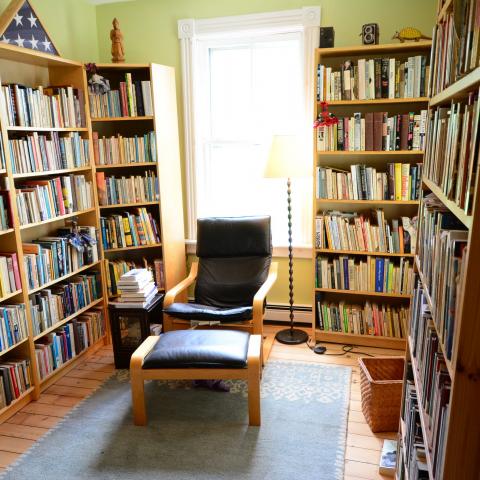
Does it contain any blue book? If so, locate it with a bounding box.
[64,325,73,359]
[343,258,349,290]
[375,258,384,293]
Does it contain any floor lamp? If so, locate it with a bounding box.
[264,135,310,345]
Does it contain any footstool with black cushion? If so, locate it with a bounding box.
[130,329,262,426]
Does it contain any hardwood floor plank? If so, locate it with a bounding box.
[347,433,384,451]
[75,362,115,373]
[44,385,94,398]
[350,399,362,411]
[0,423,48,441]
[344,459,386,479]
[346,445,381,464]
[36,394,82,407]
[85,355,114,364]
[0,451,20,468]
[55,377,102,389]
[66,369,113,381]
[7,412,60,429]
[0,435,34,454]
[21,402,72,418]
[349,410,367,423]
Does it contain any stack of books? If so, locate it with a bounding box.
[116,268,157,308]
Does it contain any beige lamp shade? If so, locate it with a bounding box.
[264,135,310,179]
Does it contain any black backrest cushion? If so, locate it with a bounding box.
[194,216,272,308]
[196,216,271,258]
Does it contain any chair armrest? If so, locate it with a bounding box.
[130,336,160,370]
[163,262,199,309]
[252,262,278,331]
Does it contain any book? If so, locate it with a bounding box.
[379,439,397,476]
[0,304,28,353]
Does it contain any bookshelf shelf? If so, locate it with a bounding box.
[316,199,419,206]
[33,298,104,341]
[0,228,14,236]
[323,97,429,106]
[422,177,473,229]
[316,41,431,57]
[0,337,29,357]
[414,256,454,378]
[314,288,412,299]
[99,201,159,209]
[19,208,96,230]
[103,243,162,253]
[12,166,92,179]
[315,328,406,349]
[317,150,424,157]
[95,162,158,170]
[407,336,436,479]
[315,248,415,258]
[6,126,88,132]
[0,169,6,175]
[27,260,102,296]
[429,67,480,107]
[91,116,154,122]
[0,289,22,303]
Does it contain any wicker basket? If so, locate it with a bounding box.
[358,356,404,433]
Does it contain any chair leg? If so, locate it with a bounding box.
[247,355,261,426]
[131,371,147,426]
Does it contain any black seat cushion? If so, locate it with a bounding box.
[142,330,250,369]
[194,216,272,309]
[164,302,252,322]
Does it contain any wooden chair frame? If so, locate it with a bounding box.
[130,334,262,426]
[162,262,278,336]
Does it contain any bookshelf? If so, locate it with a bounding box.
[397,0,480,477]
[312,41,432,350]
[0,43,109,422]
[89,63,186,299]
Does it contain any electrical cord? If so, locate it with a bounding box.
[307,342,375,357]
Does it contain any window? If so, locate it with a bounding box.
[179,8,320,248]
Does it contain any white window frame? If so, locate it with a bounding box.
[178,7,320,256]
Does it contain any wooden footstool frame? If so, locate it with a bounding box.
[130,334,262,426]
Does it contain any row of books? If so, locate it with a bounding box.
[316,163,422,201]
[315,256,413,295]
[316,55,429,102]
[23,226,99,292]
[316,111,427,152]
[1,84,85,128]
[96,172,159,206]
[0,358,32,409]
[430,0,480,97]
[107,258,165,297]
[0,304,28,353]
[88,75,153,118]
[315,297,407,338]
[34,309,105,380]
[409,289,450,479]
[416,196,468,359]
[9,132,90,175]
[29,273,102,337]
[16,175,93,226]
[401,377,429,480]
[0,252,21,298]
[423,91,480,214]
[100,208,161,250]
[315,211,416,254]
[92,131,156,165]
[0,190,12,231]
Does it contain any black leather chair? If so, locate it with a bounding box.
[163,216,278,336]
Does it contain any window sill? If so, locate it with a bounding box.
[185,240,312,259]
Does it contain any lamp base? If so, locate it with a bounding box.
[275,328,309,345]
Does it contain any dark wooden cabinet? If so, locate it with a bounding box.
[109,294,164,368]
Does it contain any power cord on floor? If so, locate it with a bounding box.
[307,342,375,357]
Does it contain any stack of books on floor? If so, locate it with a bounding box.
[113,268,157,308]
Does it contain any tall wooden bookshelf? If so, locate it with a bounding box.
[87,63,186,300]
[0,45,186,423]
[0,43,108,422]
[397,0,480,477]
[312,42,431,350]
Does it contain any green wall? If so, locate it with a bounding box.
[0,0,98,61]
[94,0,436,306]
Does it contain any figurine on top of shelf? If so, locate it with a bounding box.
[85,63,110,94]
[110,17,125,63]
[360,23,379,45]
[392,28,431,43]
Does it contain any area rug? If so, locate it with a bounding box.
[2,360,351,480]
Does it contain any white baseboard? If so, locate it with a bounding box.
[265,305,313,324]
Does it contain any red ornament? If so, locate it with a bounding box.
[313,101,338,128]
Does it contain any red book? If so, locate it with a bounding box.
[373,112,384,151]
[96,172,107,205]
[365,112,374,151]
[400,114,409,150]
[92,131,100,165]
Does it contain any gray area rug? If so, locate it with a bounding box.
[3,360,351,480]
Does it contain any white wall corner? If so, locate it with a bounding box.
[178,19,195,39]
[302,6,321,27]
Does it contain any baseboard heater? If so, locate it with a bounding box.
[264,304,313,326]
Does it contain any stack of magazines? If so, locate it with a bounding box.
[114,268,157,308]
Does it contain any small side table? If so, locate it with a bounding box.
[109,294,164,368]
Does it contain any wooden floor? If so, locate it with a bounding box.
[0,326,401,479]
